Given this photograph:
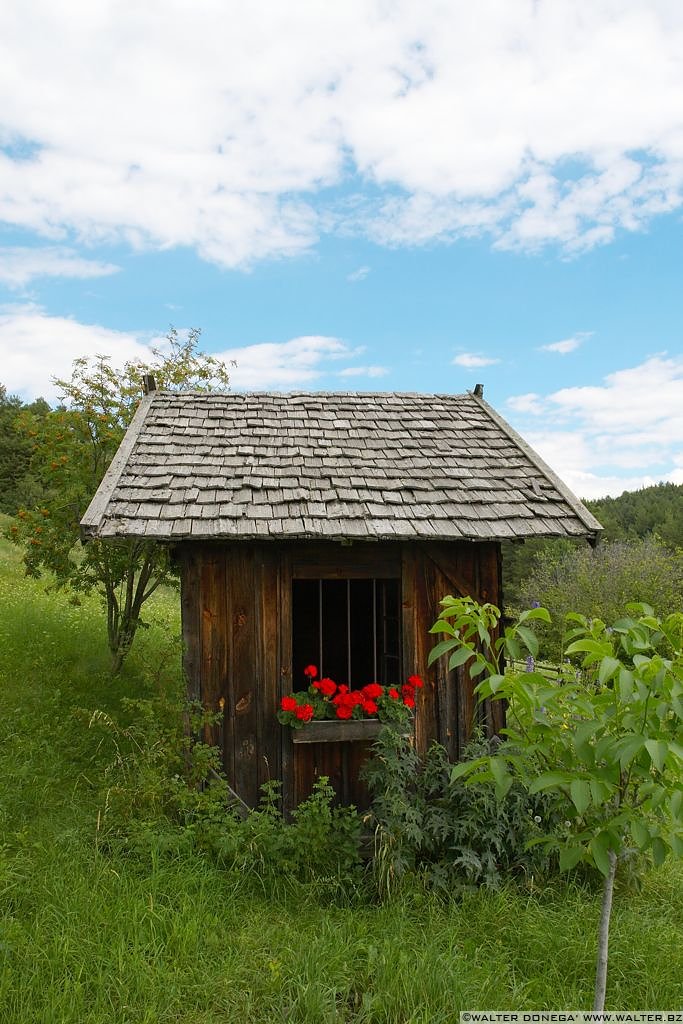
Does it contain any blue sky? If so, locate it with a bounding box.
[1,1,682,499]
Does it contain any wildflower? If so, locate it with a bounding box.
[525,655,535,672]
[530,600,541,609]
[534,815,542,823]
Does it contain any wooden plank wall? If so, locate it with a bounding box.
[402,540,502,761]
[179,538,503,811]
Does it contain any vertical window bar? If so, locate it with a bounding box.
[347,579,352,685]
[318,579,323,678]
[372,578,377,681]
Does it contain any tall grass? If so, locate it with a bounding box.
[1,529,682,1020]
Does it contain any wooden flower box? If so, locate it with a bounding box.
[291,718,412,744]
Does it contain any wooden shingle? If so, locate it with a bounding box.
[81,390,602,543]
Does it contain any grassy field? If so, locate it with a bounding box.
[1,530,682,1022]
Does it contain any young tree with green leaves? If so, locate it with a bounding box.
[429,596,683,1010]
[8,328,232,672]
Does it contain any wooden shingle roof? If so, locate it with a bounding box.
[81,390,602,542]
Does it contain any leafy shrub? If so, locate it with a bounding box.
[86,688,363,893]
[363,730,561,898]
[517,538,683,662]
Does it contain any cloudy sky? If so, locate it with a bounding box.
[1,0,682,499]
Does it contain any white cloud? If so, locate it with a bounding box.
[0,246,119,287]
[506,392,544,415]
[540,331,592,355]
[337,365,389,378]
[215,335,365,389]
[0,309,383,397]
[347,265,370,283]
[452,352,500,369]
[0,306,156,401]
[1,2,683,263]
[507,354,683,497]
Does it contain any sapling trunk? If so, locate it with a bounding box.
[593,849,617,1011]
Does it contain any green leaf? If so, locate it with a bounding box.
[478,673,506,696]
[573,720,600,763]
[428,619,457,636]
[630,819,650,850]
[518,607,551,624]
[489,756,513,800]
[670,834,683,858]
[614,733,645,770]
[559,844,584,871]
[446,646,474,671]
[450,761,476,783]
[589,779,613,807]
[651,836,667,866]
[598,656,621,686]
[515,625,539,657]
[570,779,591,815]
[670,790,683,821]
[590,832,614,877]
[618,668,635,702]
[565,639,611,657]
[528,772,572,794]
[427,638,457,666]
[645,739,668,772]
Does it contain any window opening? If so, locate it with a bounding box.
[292,578,401,689]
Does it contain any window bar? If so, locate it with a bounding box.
[382,582,388,684]
[318,579,323,678]
[347,579,352,685]
[372,578,377,681]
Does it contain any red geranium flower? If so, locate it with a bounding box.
[335,704,354,720]
[295,703,315,722]
[318,677,337,697]
[361,699,378,715]
[388,688,400,700]
[362,682,383,699]
[403,695,415,709]
[303,664,318,679]
[407,674,424,689]
[281,696,297,712]
[402,683,415,699]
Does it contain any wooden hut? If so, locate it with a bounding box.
[81,388,601,811]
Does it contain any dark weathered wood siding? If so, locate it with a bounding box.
[178,539,502,811]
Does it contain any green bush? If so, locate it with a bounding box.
[363,730,561,897]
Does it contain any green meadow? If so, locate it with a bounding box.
[0,530,681,1022]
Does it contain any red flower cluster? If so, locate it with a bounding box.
[277,666,425,729]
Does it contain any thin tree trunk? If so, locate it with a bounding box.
[593,850,617,1010]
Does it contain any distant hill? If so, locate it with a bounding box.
[585,481,682,549]
[502,481,683,608]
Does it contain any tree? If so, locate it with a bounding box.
[429,596,683,1010]
[0,385,50,513]
[8,328,231,672]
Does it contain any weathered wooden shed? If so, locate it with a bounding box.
[82,389,601,811]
